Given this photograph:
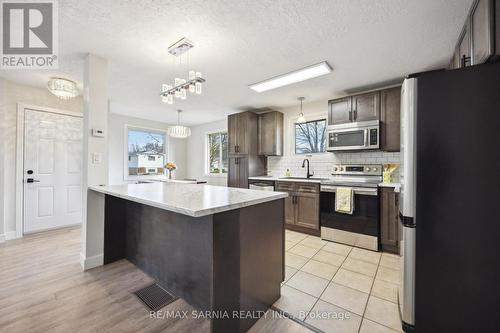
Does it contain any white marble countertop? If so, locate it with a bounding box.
[248,176,324,183]
[127,178,198,184]
[89,182,288,217]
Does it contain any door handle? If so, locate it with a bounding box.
[26,178,40,183]
[348,110,352,121]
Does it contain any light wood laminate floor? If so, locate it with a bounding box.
[0,226,311,333]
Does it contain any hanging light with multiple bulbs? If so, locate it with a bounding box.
[297,97,306,123]
[167,110,191,138]
[160,37,205,105]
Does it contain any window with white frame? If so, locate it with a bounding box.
[294,119,327,154]
[126,127,167,177]
[207,132,228,174]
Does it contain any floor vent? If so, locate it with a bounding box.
[134,283,177,311]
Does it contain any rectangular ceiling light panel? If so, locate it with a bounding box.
[249,61,332,92]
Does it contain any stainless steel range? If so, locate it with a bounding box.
[320,164,382,251]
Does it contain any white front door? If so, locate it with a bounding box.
[23,109,83,233]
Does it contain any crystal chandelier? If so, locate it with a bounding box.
[167,110,191,138]
[160,37,205,105]
[160,71,205,105]
[47,78,79,100]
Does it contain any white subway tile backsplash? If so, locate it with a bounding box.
[267,151,401,181]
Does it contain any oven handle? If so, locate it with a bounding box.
[320,185,378,196]
[364,129,369,147]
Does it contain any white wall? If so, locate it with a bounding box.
[186,119,227,186]
[108,113,187,185]
[268,99,400,180]
[0,78,84,240]
[0,79,5,241]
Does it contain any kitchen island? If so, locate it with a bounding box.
[84,182,287,333]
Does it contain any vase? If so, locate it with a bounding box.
[168,170,172,179]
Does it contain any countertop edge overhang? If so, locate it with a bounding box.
[88,183,288,217]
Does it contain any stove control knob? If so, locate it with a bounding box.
[366,167,371,171]
[373,167,377,171]
[334,167,338,171]
[340,167,344,171]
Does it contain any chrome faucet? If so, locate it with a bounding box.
[302,159,314,178]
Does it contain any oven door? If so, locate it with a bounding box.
[320,186,380,250]
[327,128,367,151]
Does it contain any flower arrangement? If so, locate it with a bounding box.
[383,163,399,183]
[165,162,177,179]
[165,162,177,171]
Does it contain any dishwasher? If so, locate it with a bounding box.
[248,180,275,191]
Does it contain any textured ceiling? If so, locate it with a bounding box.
[0,0,473,125]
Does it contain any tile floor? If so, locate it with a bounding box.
[274,230,402,333]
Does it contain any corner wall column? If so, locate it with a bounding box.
[81,54,109,270]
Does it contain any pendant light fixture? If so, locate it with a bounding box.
[297,97,306,123]
[167,110,191,138]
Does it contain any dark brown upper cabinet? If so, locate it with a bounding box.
[458,20,472,67]
[328,92,380,125]
[228,112,250,156]
[258,111,283,156]
[450,0,499,69]
[471,0,495,65]
[380,87,401,152]
[328,97,352,125]
[352,92,380,122]
[328,87,399,152]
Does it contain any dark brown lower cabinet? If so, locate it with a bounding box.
[276,181,320,236]
[380,187,400,253]
[228,157,248,188]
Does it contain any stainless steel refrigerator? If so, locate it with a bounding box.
[399,61,500,333]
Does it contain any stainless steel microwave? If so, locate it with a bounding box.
[327,120,380,151]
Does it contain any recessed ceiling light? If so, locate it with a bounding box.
[249,61,332,93]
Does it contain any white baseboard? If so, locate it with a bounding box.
[5,231,17,240]
[0,231,19,243]
[80,253,104,271]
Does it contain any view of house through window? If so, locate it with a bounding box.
[127,128,166,176]
[207,132,228,174]
[295,119,327,154]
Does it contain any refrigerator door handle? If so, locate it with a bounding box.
[399,212,415,228]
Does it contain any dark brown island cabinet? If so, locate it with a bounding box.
[450,0,500,69]
[380,187,400,253]
[328,86,401,152]
[227,111,266,188]
[276,181,320,236]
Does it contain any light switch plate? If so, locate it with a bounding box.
[92,153,102,164]
[92,128,105,137]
